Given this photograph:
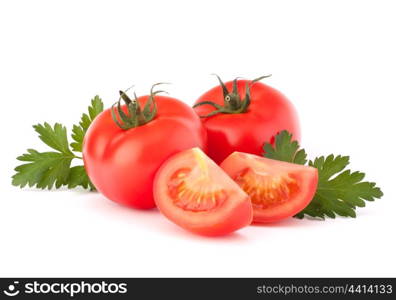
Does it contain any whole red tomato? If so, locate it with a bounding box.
[83,85,207,209]
[193,76,300,164]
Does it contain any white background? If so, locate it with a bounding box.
[1,0,395,277]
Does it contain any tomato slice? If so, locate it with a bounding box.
[154,148,253,236]
[220,152,318,223]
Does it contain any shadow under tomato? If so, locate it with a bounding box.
[250,216,324,228]
[160,221,250,242]
[84,192,250,242]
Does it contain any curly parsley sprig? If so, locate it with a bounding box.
[12,96,103,191]
[263,131,383,219]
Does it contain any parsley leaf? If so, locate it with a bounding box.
[298,155,383,219]
[71,95,104,152]
[263,130,383,219]
[263,130,307,165]
[68,165,95,190]
[35,123,74,154]
[12,124,76,189]
[12,96,104,191]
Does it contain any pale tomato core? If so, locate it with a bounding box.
[167,163,228,212]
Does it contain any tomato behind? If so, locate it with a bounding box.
[220,152,318,223]
[194,79,300,164]
[154,148,253,236]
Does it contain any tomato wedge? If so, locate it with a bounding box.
[154,148,252,236]
[220,152,318,223]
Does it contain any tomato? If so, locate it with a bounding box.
[154,148,252,236]
[83,88,207,209]
[193,76,300,164]
[220,152,318,223]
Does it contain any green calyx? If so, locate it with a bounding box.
[111,83,167,130]
[193,74,271,118]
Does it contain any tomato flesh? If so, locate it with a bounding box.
[234,168,300,210]
[154,148,253,236]
[220,152,318,223]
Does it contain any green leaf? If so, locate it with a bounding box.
[12,149,74,189]
[67,165,96,190]
[71,95,104,152]
[12,95,103,191]
[295,155,383,219]
[33,123,73,154]
[263,130,307,165]
[70,125,85,152]
[263,131,383,219]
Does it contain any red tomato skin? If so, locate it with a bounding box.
[83,96,207,209]
[194,80,300,164]
[160,198,253,237]
[192,200,252,236]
